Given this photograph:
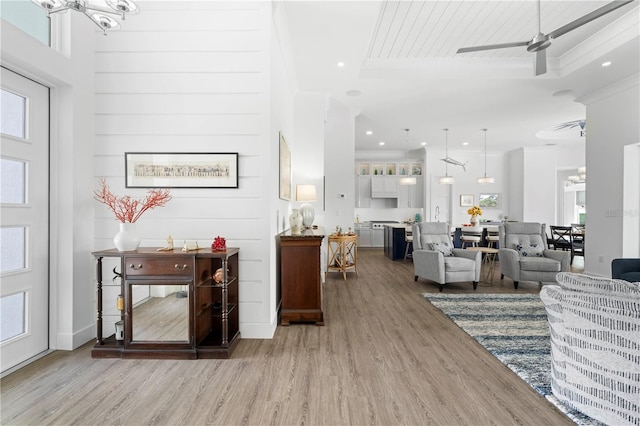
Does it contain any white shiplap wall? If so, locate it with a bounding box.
[93,1,278,338]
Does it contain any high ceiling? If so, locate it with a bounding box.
[281,0,640,153]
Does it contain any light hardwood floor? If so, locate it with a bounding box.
[1,249,582,425]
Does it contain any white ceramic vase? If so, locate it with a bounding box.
[470,215,479,226]
[114,222,141,251]
[289,209,303,234]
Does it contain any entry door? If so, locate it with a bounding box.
[0,67,50,373]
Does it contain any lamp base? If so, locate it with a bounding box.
[300,203,315,228]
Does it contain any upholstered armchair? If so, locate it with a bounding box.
[498,222,570,289]
[611,258,640,282]
[411,222,481,292]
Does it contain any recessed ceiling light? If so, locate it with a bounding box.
[462,142,469,146]
[602,61,612,67]
[366,130,373,135]
[346,89,362,97]
[379,142,385,146]
[337,62,345,67]
[421,142,427,146]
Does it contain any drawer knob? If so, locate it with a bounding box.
[129,263,143,270]
[175,264,188,271]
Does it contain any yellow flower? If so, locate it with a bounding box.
[467,206,483,216]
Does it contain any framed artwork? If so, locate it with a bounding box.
[479,193,501,209]
[125,152,238,188]
[279,132,291,200]
[460,194,474,207]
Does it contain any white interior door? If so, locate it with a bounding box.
[0,67,50,373]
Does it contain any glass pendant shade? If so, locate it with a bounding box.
[477,128,495,184]
[439,128,454,184]
[399,177,417,185]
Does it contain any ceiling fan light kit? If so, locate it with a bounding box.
[32,0,140,34]
[456,0,634,76]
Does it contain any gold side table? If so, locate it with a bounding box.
[326,234,358,280]
[465,246,499,283]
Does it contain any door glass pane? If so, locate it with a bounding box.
[0,227,26,273]
[0,89,26,138]
[0,158,26,204]
[1,292,26,342]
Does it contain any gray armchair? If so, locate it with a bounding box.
[412,222,481,292]
[498,222,570,289]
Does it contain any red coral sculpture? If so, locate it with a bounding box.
[94,177,172,223]
[212,236,226,251]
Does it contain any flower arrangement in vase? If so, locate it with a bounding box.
[212,236,227,251]
[467,205,482,226]
[94,177,172,251]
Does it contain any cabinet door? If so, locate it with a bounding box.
[410,176,424,208]
[357,176,371,208]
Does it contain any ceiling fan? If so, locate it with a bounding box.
[456,0,634,76]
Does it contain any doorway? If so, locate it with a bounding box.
[0,67,50,373]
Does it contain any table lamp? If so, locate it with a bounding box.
[296,184,317,228]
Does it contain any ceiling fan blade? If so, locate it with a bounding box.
[457,41,529,54]
[547,0,634,40]
[534,49,547,76]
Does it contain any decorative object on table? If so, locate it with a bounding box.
[289,208,302,234]
[479,193,501,208]
[211,236,226,251]
[31,0,140,34]
[279,132,291,200]
[94,177,171,251]
[467,205,482,226]
[439,129,455,184]
[213,267,226,283]
[477,128,496,184]
[157,235,174,251]
[460,194,474,207]
[414,213,421,222]
[296,184,317,228]
[125,152,238,189]
[182,241,200,252]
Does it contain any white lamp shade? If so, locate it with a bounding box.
[438,176,454,184]
[295,184,317,202]
[477,176,495,184]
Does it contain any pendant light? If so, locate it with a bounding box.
[439,128,454,184]
[477,128,495,184]
[399,128,417,185]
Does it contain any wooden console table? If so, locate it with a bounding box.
[277,228,325,326]
[91,247,240,359]
[326,233,358,280]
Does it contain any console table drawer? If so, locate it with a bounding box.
[125,257,193,276]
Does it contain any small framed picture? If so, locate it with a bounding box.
[479,193,501,209]
[460,194,474,207]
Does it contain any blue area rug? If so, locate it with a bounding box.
[422,293,603,426]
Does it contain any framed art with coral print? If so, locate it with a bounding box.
[279,132,291,200]
[125,152,238,188]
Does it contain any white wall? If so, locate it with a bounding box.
[1,14,97,350]
[623,143,640,257]
[93,1,283,338]
[580,74,640,276]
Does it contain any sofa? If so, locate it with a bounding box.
[540,272,640,425]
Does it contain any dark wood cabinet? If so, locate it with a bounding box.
[91,247,239,359]
[277,228,324,326]
[384,225,411,260]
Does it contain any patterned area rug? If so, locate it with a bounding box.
[422,293,603,426]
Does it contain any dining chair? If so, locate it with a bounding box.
[570,224,585,264]
[485,226,499,248]
[461,226,483,248]
[404,227,413,261]
[550,226,572,252]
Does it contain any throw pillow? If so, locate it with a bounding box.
[429,241,453,257]
[516,243,543,257]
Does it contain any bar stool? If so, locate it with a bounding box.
[404,227,413,261]
[461,226,483,248]
[485,226,499,248]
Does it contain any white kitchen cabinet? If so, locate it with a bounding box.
[398,176,424,208]
[372,228,384,247]
[371,176,398,198]
[357,228,372,247]
[355,176,371,208]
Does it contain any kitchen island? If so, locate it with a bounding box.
[383,223,413,261]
